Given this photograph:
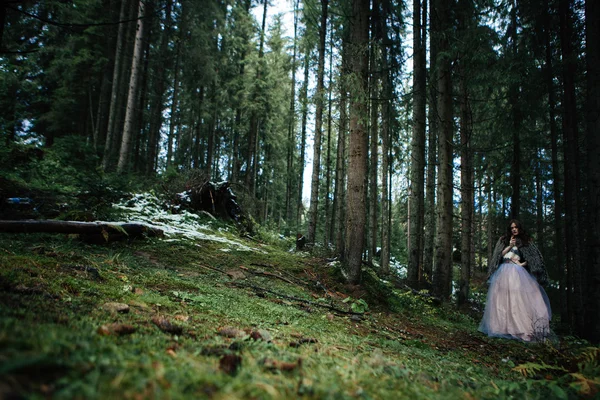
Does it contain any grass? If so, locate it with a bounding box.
[0,229,598,399]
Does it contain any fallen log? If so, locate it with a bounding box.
[0,220,163,241]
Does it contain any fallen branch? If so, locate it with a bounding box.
[240,265,300,286]
[231,282,362,316]
[0,220,163,238]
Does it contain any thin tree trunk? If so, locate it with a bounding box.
[458,62,472,306]
[245,0,268,197]
[296,46,310,233]
[117,0,145,173]
[543,0,567,326]
[146,0,173,176]
[585,0,600,343]
[166,31,182,169]
[307,0,329,244]
[325,30,334,246]
[102,0,130,171]
[509,0,521,219]
[285,0,300,233]
[231,0,252,184]
[334,39,349,258]
[486,174,494,264]
[379,40,392,275]
[559,0,584,335]
[368,0,380,265]
[423,0,437,285]
[344,0,370,284]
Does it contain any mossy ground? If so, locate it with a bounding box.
[0,228,597,399]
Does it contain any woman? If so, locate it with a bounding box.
[479,219,552,342]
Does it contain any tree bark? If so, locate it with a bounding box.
[432,0,454,300]
[543,0,567,324]
[285,0,299,233]
[379,37,392,275]
[102,0,131,171]
[117,0,145,173]
[559,0,584,335]
[296,43,311,233]
[458,61,472,306]
[307,0,329,244]
[368,0,380,265]
[325,29,334,245]
[423,0,437,285]
[146,0,173,176]
[509,0,521,219]
[245,0,268,197]
[585,0,600,343]
[408,0,426,287]
[344,0,370,284]
[334,39,349,258]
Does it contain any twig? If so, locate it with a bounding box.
[231,282,362,316]
[197,264,227,274]
[239,265,298,285]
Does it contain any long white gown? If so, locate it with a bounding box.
[479,247,552,342]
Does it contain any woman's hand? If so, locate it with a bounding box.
[509,236,516,247]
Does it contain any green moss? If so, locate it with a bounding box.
[0,231,594,399]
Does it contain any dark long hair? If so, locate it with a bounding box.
[501,219,531,247]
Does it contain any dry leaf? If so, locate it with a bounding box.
[218,326,246,338]
[152,316,183,335]
[97,323,136,336]
[262,358,302,372]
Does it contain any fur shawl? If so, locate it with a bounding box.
[488,237,549,286]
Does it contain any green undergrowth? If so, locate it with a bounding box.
[1,232,598,399]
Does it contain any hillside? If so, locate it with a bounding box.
[0,198,597,399]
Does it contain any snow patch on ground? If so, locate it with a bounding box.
[113,193,263,253]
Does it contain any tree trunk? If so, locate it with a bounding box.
[325,30,334,245]
[165,28,181,170]
[102,0,131,171]
[458,61,472,306]
[231,1,252,184]
[585,0,600,343]
[285,0,299,233]
[334,39,349,258]
[509,0,521,219]
[543,0,567,324]
[307,0,329,244]
[296,45,310,233]
[423,0,437,285]
[344,0,370,284]
[117,0,145,173]
[0,220,162,239]
[432,0,454,300]
[379,40,392,275]
[245,0,268,197]
[559,0,584,335]
[146,0,173,176]
[368,0,380,265]
[408,0,426,287]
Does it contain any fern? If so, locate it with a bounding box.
[569,373,600,397]
[578,347,600,365]
[513,362,567,378]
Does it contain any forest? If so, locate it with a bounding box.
[1,0,599,397]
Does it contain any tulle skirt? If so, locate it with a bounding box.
[479,262,552,342]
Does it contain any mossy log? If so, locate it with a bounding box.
[0,220,163,241]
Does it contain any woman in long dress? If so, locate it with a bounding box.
[479,219,552,342]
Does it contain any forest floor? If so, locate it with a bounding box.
[0,202,598,399]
